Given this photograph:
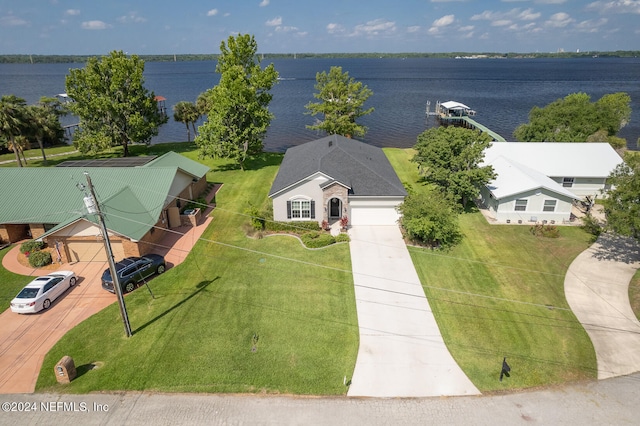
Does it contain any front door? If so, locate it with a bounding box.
[330,198,341,218]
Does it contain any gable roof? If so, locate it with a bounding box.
[269,135,407,198]
[0,152,209,241]
[486,156,577,200]
[482,142,623,177]
[143,151,209,179]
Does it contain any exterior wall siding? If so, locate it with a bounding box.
[549,176,608,198]
[494,188,574,223]
[272,176,327,224]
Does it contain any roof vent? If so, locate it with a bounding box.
[328,140,333,147]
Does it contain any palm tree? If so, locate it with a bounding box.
[173,101,200,142]
[28,97,66,165]
[0,95,28,167]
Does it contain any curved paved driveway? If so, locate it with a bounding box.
[0,255,113,393]
[347,225,479,397]
[565,233,640,379]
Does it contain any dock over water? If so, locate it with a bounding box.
[427,100,507,142]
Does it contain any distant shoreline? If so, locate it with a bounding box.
[1,50,639,64]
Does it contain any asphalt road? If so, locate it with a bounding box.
[1,372,639,425]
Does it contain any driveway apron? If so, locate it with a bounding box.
[564,233,640,379]
[347,225,479,397]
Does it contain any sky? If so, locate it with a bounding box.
[0,0,638,55]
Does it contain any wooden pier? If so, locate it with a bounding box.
[427,100,506,142]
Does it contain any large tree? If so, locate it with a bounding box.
[195,34,278,170]
[514,92,631,149]
[65,50,167,157]
[413,126,495,208]
[305,66,373,138]
[0,95,28,167]
[602,153,640,240]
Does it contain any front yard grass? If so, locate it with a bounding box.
[385,148,597,391]
[35,151,358,395]
[0,246,34,312]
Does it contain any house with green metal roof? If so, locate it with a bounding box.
[0,152,209,262]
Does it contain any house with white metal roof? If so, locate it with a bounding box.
[479,142,623,224]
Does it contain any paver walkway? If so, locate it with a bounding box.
[564,233,640,379]
[347,225,479,397]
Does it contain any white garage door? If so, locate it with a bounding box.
[66,241,125,262]
[350,206,401,226]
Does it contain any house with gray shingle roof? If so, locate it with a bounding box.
[268,135,407,226]
[0,152,208,262]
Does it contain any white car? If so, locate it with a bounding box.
[10,271,77,314]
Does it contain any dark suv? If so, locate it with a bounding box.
[101,254,166,294]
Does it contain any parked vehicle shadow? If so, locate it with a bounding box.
[132,277,220,335]
[591,232,640,264]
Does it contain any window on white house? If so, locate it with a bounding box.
[543,200,557,212]
[562,177,574,188]
[515,199,528,211]
[291,200,311,219]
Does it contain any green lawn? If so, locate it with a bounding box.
[13,144,600,394]
[384,148,597,391]
[630,270,640,321]
[0,246,34,312]
[35,150,358,395]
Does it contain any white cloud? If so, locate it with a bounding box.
[407,25,421,33]
[575,18,608,32]
[518,8,541,20]
[327,22,345,34]
[535,0,567,4]
[207,9,218,17]
[81,20,111,30]
[259,0,270,6]
[428,14,455,35]
[117,12,146,24]
[65,9,80,16]
[545,12,574,27]
[586,0,640,14]
[266,16,282,26]
[0,14,28,27]
[352,19,396,36]
[492,19,513,27]
[432,14,455,27]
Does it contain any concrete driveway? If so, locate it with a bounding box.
[565,233,640,379]
[347,225,480,397]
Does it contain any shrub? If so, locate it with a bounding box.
[28,250,52,267]
[301,231,336,248]
[581,213,603,237]
[245,205,265,231]
[530,223,560,238]
[20,240,45,254]
[335,233,350,243]
[397,191,462,248]
[265,221,320,233]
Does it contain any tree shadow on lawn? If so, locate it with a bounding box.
[132,277,220,335]
[591,232,640,264]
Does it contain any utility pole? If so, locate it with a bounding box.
[83,172,132,337]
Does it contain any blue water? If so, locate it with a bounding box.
[1,57,639,152]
